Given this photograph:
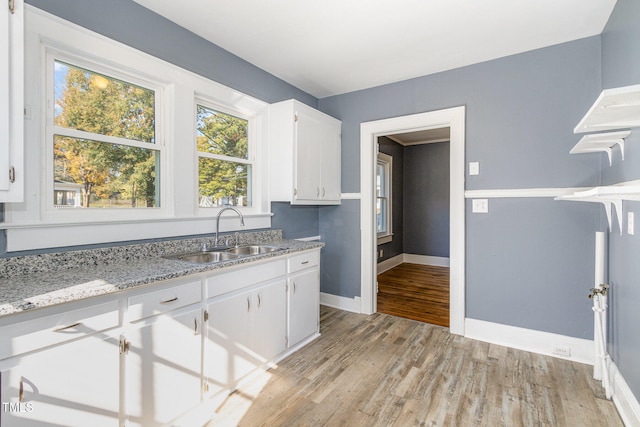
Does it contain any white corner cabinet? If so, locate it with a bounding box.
[0,0,24,202]
[559,84,640,234]
[267,99,342,205]
[0,248,321,426]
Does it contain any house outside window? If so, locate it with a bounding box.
[196,104,252,208]
[377,152,393,244]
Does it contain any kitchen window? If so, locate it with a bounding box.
[51,60,160,209]
[4,8,270,252]
[196,104,252,208]
[377,152,393,244]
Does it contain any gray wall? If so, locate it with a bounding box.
[377,137,404,262]
[403,143,450,258]
[600,0,640,402]
[270,202,319,240]
[319,36,603,341]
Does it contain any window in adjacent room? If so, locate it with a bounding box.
[51,59,160,209]
[377,151,393,244]
[196,103,252,208]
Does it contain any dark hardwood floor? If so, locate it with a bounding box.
[377,263,450,327]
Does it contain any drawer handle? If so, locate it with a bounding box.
[160,297,178,304]
[301,260,309,265]
[53,322,82,332]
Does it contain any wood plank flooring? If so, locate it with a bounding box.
[209,306,622,427]
[377,263,450,327]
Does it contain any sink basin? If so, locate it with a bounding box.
[226,245,284,255]
[166,251,241,264]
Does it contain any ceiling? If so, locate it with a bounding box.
[387,128,450,146]
[132,0,616,98]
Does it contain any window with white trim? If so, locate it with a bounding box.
[196,103,252,208]
[377,152,393,244]
[4,8,271,252]
[50,58,161,210]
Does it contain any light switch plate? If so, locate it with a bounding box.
[472,199,489,213]
[628,212,635,235]
[469,162,480,176]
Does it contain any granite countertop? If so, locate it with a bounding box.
[0,231,323,318]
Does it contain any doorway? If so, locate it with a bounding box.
[359,106,466,335]
[376,129,450,327]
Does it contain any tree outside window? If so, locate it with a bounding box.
[52,61,159,208]
[196,104,252,208]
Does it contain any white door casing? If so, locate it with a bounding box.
[359,106,466,335]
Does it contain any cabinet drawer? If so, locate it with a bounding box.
[206,259,286,298]
[0,300,119,360]
[288,250,319,273]
[128,280,201,322]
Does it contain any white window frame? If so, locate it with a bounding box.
[194,98,255,211]
[377,152,393,245]
[44,49,167,221]
[4,6,270,252]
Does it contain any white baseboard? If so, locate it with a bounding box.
[377,253,450,274]
[465,318,594,365]
[610,361,640,427]
[320,292,362,313]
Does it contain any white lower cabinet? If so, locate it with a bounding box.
[0,332,120,426]
[288,268,320,347]
[0,248,320,425]
[205,279,287,395]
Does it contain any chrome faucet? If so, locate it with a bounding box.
[214,206,245,248]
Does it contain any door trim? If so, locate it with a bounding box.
[359,106,466,335]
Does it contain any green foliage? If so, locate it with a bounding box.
[53,62,157,208]
[196,105,250,206]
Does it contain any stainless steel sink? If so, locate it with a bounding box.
[226,245,283,255]
[165,251,241,264]
[164,244,285,264]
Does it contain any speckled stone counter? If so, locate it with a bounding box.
[0,231,323,317]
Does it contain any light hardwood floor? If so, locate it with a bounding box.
[377,263,450,327]
[209,306,622,426]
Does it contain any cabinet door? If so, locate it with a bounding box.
[125,306,202,427]
[319,119,342,203]
[0,0,23,202]
[253,280,287,361]
[288,269,320,347]
[205,290,254,395]
[294,108,323,202]
[0,333,120,426]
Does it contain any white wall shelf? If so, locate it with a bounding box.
[570,131,631,166]
[574,84,640,133]
[556,180,640,234]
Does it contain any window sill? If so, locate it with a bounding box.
[4,213,273,252]
[377,234,393,245]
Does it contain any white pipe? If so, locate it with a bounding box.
[594,232,605,381]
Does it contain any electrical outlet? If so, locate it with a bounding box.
[379,249,383,258]
[552,345,571,357]
[472,199,489,213]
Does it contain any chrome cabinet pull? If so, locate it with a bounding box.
[257,294,262,308]
[322,187,325,197]
[316,187,320,197]
[301,260,309,265]
[53,322,82,332]
[160,297,178,304]
[247,297,251,312]
[194,318,198,335]
[293,281,296,295]
[19,378,24,402]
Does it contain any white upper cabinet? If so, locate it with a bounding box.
[0,0,23,202]
[267,99,341,205]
